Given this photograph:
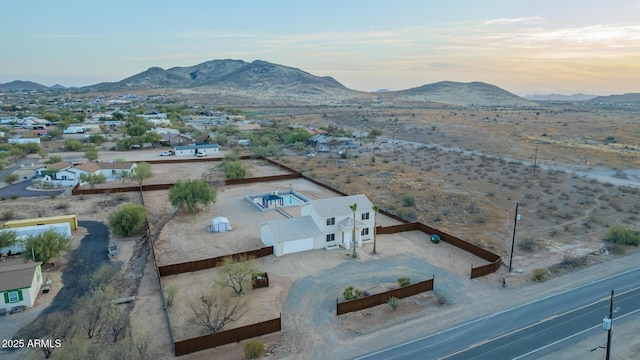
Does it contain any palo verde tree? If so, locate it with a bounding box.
[0,229,18,249]
[350,203,358,258]
[79,172,107,190]
[21,229,72,264]
[83,144,99,161]
[169,179,217,213]
[130,162,152,186]
[109,204,147,237]
[214,254,257,296]
[190,288,246,333]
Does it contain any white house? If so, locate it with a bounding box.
[0,223,72,255]
[260,194,375,256]
[0,261,43,313]
[36,161,136,186]
[260,216,323,256]
[174,143,219,156]
[8,137,41,144]
[74,161,137,182]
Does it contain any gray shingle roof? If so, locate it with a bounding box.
[264,216,322,242]
[0,261,41,291]
[307,194,373,219]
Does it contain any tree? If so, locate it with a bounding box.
[215,255,257,296]
[224,161,246,179]
[107,307,130,343]
[21,229,72,264]
[126,123,148,137]
[169,179,217,213]
[190,289,246,333]
[0,229,17,249]
[27,311,76,358]
[88,133,105,144]
[367,128,382,142]
[79,172,107,190]
[4,173,18,184]
[372,205,379,254]
[350,203,358,258]
[76,287,114,339]
[109,204,147,237]
[130,162,152,186]
[65,139,83,151]
[44,155,63,164]
[83,144,99,161]
[143,131,163,147]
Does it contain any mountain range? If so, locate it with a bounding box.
[1,59,637,107]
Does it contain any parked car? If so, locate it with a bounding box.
[196,151,207,157]
[159,151,173,156]
[318,147,330,152]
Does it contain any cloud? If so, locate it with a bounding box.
[34,34,103,38]
[484,16,545,25]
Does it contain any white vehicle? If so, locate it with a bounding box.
[196,151,207,157]
[159,151,173,156]
[318,146,330,152]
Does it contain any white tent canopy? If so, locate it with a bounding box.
[212,217,231,232]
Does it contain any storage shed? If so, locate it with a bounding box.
[212,217,231,232]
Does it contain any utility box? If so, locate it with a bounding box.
[603,318,611,330]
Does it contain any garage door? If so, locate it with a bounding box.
[282,237,314,255]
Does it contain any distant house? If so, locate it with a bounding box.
[164,133,195,147]
[8,137,41,145]
[235,123,261,131]
[80,161,137,181]
[0,261,43,313]
[260,194,375,256]
[174,143,219,156]
[35,161,136,186]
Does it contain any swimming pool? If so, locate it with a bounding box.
[245,190,310,210]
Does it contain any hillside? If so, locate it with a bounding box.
[524,93,597,101]
[389,81,537,107]
[0,80,49,91]
[589,93,640,104]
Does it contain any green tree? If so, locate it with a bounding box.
[605,225,640,246]
[112,112,125,121]
[126,123,148,137]
[169,179,217,213]
[130,162,153,186]
[214,255,257,296]
[367,128,382,142]
[83,145,99,161]
[372,205,379,254]
[21,229,72,264]
[143,131,163,147]
[224,161,246,179]
[79,172,107,190]
[350,203,358,258]
[4,173,19,184]
[44,155,63,164]
[88,133,105,144]
[109,204,147,237]
[0,229,18,249]
[65,139,83,151]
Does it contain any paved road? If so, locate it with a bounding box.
[0,179,65,198]
[355,267,640,360]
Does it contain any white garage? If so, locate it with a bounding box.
[260,216,323,257]
[282,237,314,254]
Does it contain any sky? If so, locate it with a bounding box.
[1,0,639,95]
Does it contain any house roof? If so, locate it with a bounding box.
[236,123,261,131]
[97,161,135,170]
[338,217,367,230]
[73,162,101,173]
[263,216,322,242]
[174,143,219,150]
[305,194,373,219]
[0,261,42,292]
[46,161,73,171]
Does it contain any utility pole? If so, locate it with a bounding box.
[533,146,538,174]
[508,202,520,273]
[605,290,614,360]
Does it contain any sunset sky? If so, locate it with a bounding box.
[1,0,639,95]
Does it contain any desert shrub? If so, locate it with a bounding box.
[165,284,178,308]
[387,297,400,310]
[354,288,364,298]
[398,277,411,287]
[244,339,265,359]
[517,238,538,252]
[531,268,548,282]
[4,173,19,184]
[1,210,14,220]
[109,204,147,237]
[10,194,19,200]
[343,286,357,301]
[550,255,588,273]
[54,203,69,211]
[402,194,415,207]
[604,225,640,246]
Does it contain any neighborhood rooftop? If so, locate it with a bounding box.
[304,194,373,218]
[0,261,42,292]
[262,216,322,242]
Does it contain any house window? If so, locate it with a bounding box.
[361,212,370,220]
[361,228,369,236]
[61,175,67,180]
[326,233,335,242]
[7,291,20,303]
[326,217,335,226]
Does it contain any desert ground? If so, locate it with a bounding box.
[2,103,640,359]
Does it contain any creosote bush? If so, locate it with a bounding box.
[531,268,548,282]
[244,339,265,359]
[604,225,640,246]
[388,297,400,310]
[398,277,411,287]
